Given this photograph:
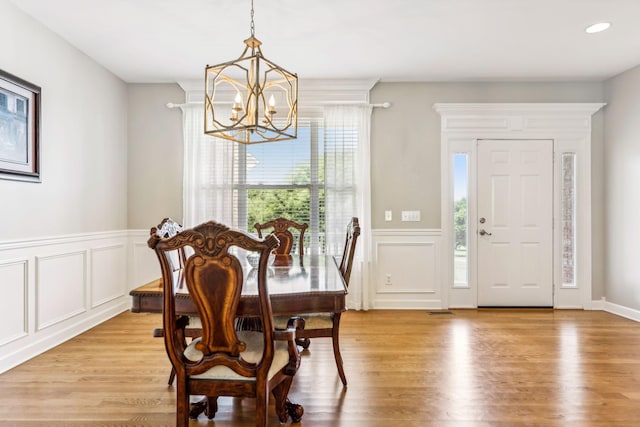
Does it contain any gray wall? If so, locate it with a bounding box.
[127,84,184,229]
[124,81,607,300]
[370,82,606,299]
[604,65,640,311]
[0,0,128,240]
[125,81,607,299]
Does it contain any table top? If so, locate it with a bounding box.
[130,254,347,316]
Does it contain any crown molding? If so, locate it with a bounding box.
[433,102,606,115]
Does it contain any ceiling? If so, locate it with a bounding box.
[9,0,640,84]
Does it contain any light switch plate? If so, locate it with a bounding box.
[401,210,421,221]
[385,210,392,221]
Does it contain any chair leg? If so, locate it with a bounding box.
[288,316,309,350]
[273,378,290,423]
[332,313,347,386]
[205,396,218,419]
[168,367,176,385]
[287,400,304,423]
[295,337,311,349]
[272,377,304,423]
[188,399,207,419]
[175,379,190,427]
[255,386,269,427]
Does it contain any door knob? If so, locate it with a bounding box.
[479,229,492,236]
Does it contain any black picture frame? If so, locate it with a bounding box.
[0,69,41,182]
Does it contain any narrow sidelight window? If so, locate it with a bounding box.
[453,153,469,288]
[561,153,577,287]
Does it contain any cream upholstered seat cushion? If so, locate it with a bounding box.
[184,331,291,381]
[186,316,202,329]
[273,313,333,330]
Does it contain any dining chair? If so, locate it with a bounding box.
[148,220,304,426]
[273,217,361,386]
[338,217,361,284]
[254,217,308,263]
[150,218,203,385]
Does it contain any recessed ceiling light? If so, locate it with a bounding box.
[585,22,611,34]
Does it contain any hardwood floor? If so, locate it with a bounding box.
[1,309,640,426]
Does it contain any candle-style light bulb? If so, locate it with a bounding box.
[233,92,243,111]
[268,95,276,115]
[231,92,243,121]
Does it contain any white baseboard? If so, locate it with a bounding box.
[590,298,606,311]
[601,299,640,322]
[0,300,129,373]
[373,298,445,310]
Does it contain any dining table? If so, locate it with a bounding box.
[129,254,347,318]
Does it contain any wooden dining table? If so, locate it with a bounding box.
[129,254,348,317]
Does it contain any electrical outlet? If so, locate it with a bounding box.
[384,210,392,221]
[385,274,392,285]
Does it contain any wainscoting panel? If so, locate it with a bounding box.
[0,231,131,374]
[371,229,444,309]
[0,259,28,346]
[130,230,161,289]
[36,251,87,331]
[91,244,127,308]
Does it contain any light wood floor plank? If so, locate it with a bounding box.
[1,309,640,426]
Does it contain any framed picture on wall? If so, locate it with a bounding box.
[0,69,41,182]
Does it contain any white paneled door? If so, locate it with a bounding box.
[477,139,553,307]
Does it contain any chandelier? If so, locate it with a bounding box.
[204,0,298,144]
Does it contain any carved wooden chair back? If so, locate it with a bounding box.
[148,220,303,426]
[151,218,202,385]
[338,217,361,286]
[254,217,308,259]
[154,218,187,286]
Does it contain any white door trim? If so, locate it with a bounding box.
[434,103,605,309]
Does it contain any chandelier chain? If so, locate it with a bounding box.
[250,0,255,37]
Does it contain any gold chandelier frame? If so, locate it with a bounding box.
[204,1,298,144]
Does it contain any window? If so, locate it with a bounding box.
[184,104,367,254]
[182,100,372,309]
[453,153,469,287]
[240,118,326,253]
[561,153,576,287]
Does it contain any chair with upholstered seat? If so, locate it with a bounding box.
[150,218,202,385]
[273,217,361,386]
[254,217,308,264]
[149,220,304,426]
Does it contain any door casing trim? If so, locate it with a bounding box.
[434,103,605,309]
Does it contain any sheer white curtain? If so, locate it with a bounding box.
[324,105,372,310]
[181,102,372,309]
[181,105,237,228]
